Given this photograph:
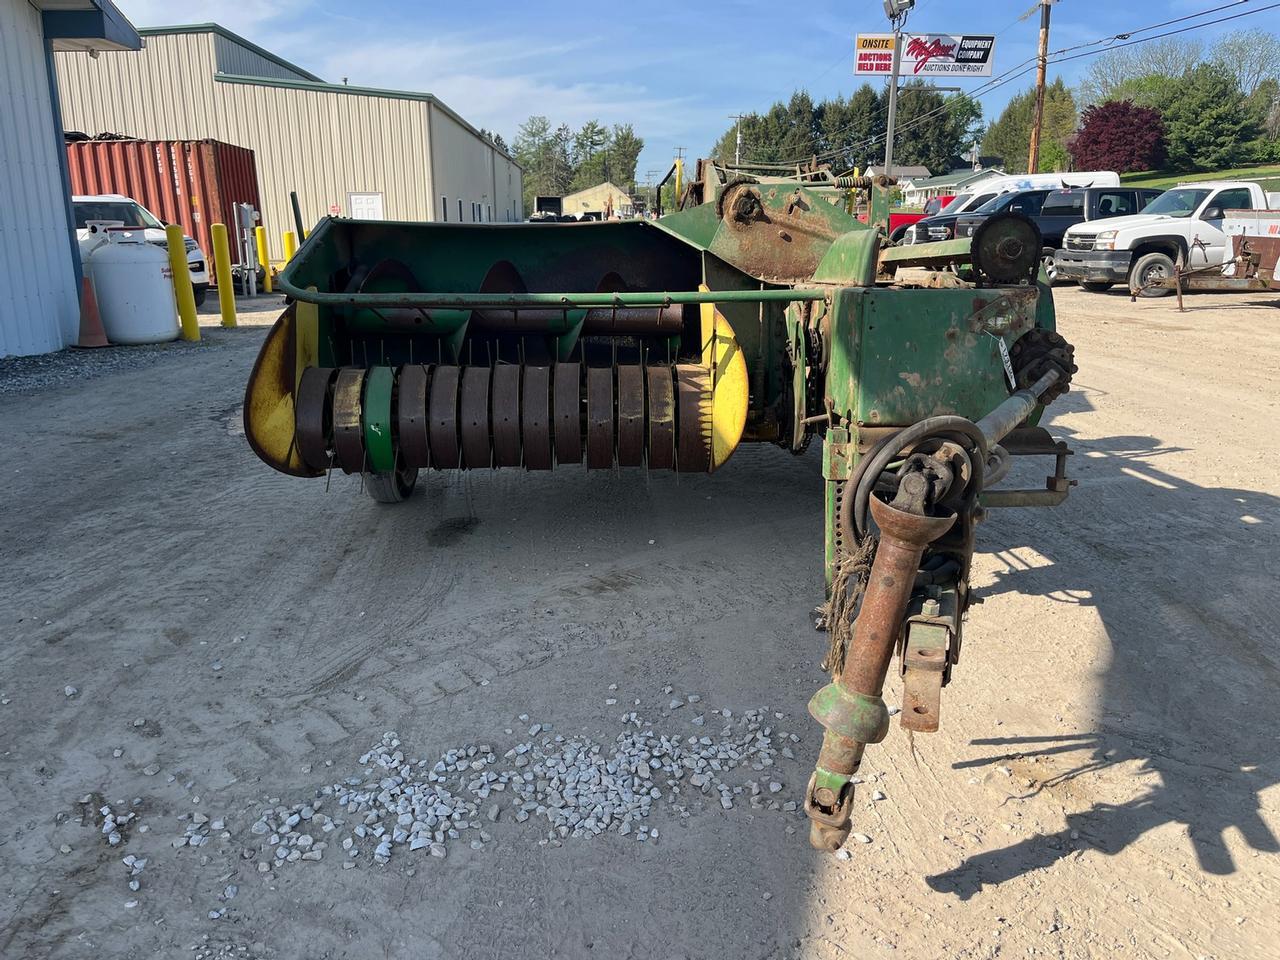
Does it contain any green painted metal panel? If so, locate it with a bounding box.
[812,230,880,285]
[853,287,1039,426]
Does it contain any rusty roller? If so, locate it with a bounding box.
[522,365,552,470]
[288,357,746,477]
[460,366,492,469]
[428,365,461,469]
[397,364,431,468]
[554,363,582,465]
[616,365,645,467]
[586,367,614,469]
[295,366,337,470]
[492,365,522,468]
[332,368,367,474]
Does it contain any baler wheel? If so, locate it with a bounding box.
[365,462,419,504]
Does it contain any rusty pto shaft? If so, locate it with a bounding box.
[805,493,955,851]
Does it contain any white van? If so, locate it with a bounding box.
[902,171,1120,244]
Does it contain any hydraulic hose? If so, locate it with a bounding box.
[839,416,987,548]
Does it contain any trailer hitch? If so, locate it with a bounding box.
[806,368,1072,852]
[806,493,956,851]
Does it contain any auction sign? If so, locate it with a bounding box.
[855,34,995,76]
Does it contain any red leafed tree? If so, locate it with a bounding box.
[1069,100,1167,173]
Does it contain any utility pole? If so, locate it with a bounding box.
[1027,0,1053,173]
[728,115,746,165]
[882,0,915,178]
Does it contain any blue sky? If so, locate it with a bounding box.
[116,0,1264,177]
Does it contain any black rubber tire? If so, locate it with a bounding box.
[1129,252,1176,298]
[1078,281,1113,292]
[365,464,418,503]
[192,285,208,307]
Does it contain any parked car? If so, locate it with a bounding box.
[72,195,209,305]
[1055,180,1280,296]
[885,194,956,242]
[956,186,1163,282]
[901,171,1121,245]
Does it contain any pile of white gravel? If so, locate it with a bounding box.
[247,698,808,873]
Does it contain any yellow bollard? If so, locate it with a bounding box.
[210,223,237,329]
[282,230,298,264]
[165,224,200,341]
[254,225,272,293]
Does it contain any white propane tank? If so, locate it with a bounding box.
[86,228,180,345]
[79,220,123,264]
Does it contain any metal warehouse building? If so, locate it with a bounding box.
[1,0,140,357]
[55,23,524,261]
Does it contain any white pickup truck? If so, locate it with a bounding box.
[1054,180,1280,296]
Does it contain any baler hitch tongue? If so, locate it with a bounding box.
[804,371,1071,852]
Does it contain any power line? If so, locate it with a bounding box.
[784,0,1279,164]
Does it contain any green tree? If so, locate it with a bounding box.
[1211,28,1280,98]
[1161,63,1258,170]
[980,79,1076,173]
[1077,38,1205,106]
[607,124,644,189]
[513,116,573,209]
[820,86,881,170]
[1108,74,1179,110]
[709,85,980,175]
[894,84,983,173]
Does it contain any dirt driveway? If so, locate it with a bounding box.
[1,286,1277,959]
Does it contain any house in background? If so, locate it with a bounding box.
[901,168,1005,207]
[560,182,637,219]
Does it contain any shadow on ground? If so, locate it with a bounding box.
[925,391,1280,899]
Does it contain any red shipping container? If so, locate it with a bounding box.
[66,139,262,284]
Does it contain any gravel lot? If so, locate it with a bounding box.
[1,286,1278,959]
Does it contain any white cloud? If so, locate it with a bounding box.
[114,0,306,38]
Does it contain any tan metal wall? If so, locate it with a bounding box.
[430,105,498,223]
[57,32,217,139]
[213,78,431,255]
[55,29,522,257]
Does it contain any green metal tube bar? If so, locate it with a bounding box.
[278,279,828,309]
[877,238,972,268]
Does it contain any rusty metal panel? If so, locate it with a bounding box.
[1235,233,1280,291]
[66,139,263,278]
